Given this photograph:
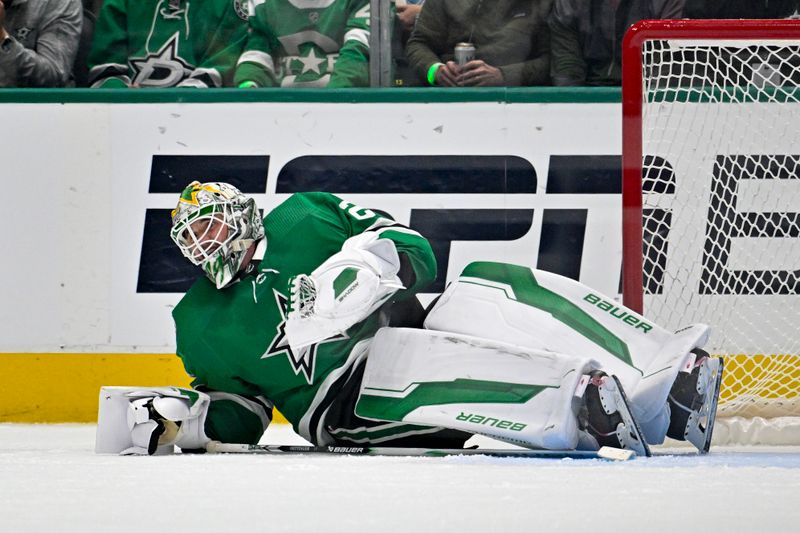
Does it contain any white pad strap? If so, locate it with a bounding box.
[285,232,404,352]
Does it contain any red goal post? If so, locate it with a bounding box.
[621,19,800,444]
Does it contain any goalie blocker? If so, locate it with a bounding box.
[96,387,272,455]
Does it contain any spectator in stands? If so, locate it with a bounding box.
[684,0,799,19]
[396,0,424,34]
[548,0,685,87]
[0,0,83,87]
[234,0,370,88]
[405,0,553,87]
[71,0,97,87]
[393,0,425,86]
[87,0,249,88]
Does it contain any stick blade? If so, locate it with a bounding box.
[597,446,636,461]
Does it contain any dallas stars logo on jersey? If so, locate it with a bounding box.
[235,0,370,88]
[88,0,249,88]
[130,33,194,87]
[261,289,346,385]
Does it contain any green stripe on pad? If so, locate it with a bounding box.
[356,378,548,422]
[461,262,634,366]
[333,267,359,299]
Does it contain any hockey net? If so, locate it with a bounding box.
[622,19,800,444]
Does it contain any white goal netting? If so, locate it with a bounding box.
[625,21,800,440]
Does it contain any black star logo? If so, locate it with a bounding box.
[261,289,346,385]
[263,290,292,358]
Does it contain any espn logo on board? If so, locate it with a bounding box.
[136,154,628,295]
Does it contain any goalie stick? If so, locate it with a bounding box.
[205,442,636,461]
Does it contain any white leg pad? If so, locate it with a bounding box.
[423,262,711,443]
[356,327,596,450]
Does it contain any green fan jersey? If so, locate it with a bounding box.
[234,0,370,88]
[87,0,250,88]
[172,192,436,444]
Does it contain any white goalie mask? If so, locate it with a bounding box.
[170,181,265,289]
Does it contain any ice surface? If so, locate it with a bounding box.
[2,423,800,533]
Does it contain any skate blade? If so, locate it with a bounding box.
[686,356,724,454]
[610,375,652,457]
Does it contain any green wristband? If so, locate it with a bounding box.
[427,63,443,86]
[238,81,259,88]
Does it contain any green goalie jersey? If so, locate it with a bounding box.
[87,0,249,88]
[172,192,436,445]
[234,0,370,88]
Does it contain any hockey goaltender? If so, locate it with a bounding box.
[96,181,722,457]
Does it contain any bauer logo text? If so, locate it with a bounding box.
[456,412,527,431]
[583,293,653,333]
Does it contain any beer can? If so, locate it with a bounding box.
[454,42,476,66]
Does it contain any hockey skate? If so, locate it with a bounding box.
[666,349,724,453]
[579,371,651,457]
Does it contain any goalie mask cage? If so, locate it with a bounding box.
[622,19,800,445]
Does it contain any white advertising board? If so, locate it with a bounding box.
[0,101,622,352]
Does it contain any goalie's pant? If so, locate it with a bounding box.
[421,261,710,445]
[356,327,597,450]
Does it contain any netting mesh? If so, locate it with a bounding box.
[640,38,800,418]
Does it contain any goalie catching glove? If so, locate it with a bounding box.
[285,232,405,352]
